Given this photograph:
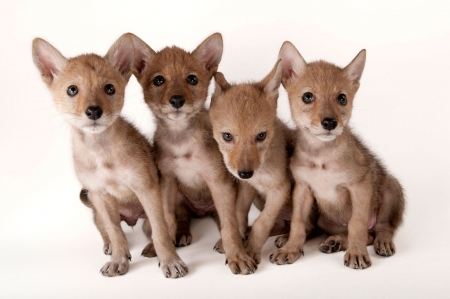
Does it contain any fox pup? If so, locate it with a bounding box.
[271,42,405,269]
[32,35,188,278]
[127,33,257,274]
[210,61,296,264]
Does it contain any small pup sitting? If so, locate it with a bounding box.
[32,35,188,278]
[271,42,405,269]
[210,61,295,265]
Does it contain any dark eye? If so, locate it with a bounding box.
[256,132,266,141]
[337,94,347,105]
[187,75,198,85]
[223,133,233,142]
[302,92,314,104]
[67,85,78,96]
[153,75,165,86]
[104,84,115,95]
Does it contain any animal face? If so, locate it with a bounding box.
[32,35,134,134]
[279,42,366,141]
[128,33,223,122]
[210,61,282,179]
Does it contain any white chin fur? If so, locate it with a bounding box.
[81,124,108,134]
[315,134,337,141]
[167,111,186,121]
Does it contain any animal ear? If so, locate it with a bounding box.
[125,33,156,79]
[344,49,366,86]
[192,33,223,74]
[32,38,68,87]
[261,59,283,101]
[105,34,135,80]
[278,41,307,83]
[212,72,230,99]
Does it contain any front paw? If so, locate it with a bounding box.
[246,249,261,265]
[159,259,189,278]
[100,255,130,277]
[270,246,303,265]
[226,253,257,275]
[344,248,371,269]
[274,234,289,248]
[141,242,157,258]
[374,237,395,257]
[213,238,225,254]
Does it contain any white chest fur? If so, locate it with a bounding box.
[159,138,210,190]
[74,136,134,199]
[294,155,348,202]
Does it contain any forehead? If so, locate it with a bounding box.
[212,84,275,129]
[61,54,119,83]
[147,46,207,76]
[300,61,350,93]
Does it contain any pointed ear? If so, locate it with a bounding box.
[212,72,230,99]
[192,33,223,75]
[261,59,283,101]
[344,49,366,86]
[32,38,68,86]
[105,34,135,80]
[125,33,156,79]
[278,41,307,83]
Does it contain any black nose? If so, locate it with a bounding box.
[238,171,254,179]
[85,106,103,120]
[321,118,337,131]
[169,95,185,109]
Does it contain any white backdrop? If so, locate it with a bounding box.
[1,0,449,298]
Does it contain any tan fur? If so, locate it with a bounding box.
[210,61,295,264]
[32,35,188,278]
[128,33,257,274]
[272,42,405,269]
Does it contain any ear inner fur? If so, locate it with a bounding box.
[192,33,223,72]
[126,33,156,77]
[32,38,68,86]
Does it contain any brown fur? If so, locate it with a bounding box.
[210,61,296,264]
[272,42,405,269]
[32,35,188,278]
[128,33,257,274]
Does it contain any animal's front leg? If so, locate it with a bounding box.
[206,177,257,275]
[246,182,290,264]
[88,191,131,277]
[344,182,373,269]
[214,182,256,254]
[270,181,314,265]
[132,178,188,278]
[160,175,178,244]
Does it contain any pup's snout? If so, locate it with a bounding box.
[169,95,185,109]
[85,106,103,120]
[237,170,254,180]
[321,118,337,131]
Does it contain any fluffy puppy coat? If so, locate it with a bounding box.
[271,42,405,269]
[128,33,257,275]
[210,61,295,264]
[32,35,188,278]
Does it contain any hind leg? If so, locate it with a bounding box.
[317,215,374,254]
[141,218,156,258]
[80,189,112,255]
[373,175,405,257]
[175,197,192,247]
